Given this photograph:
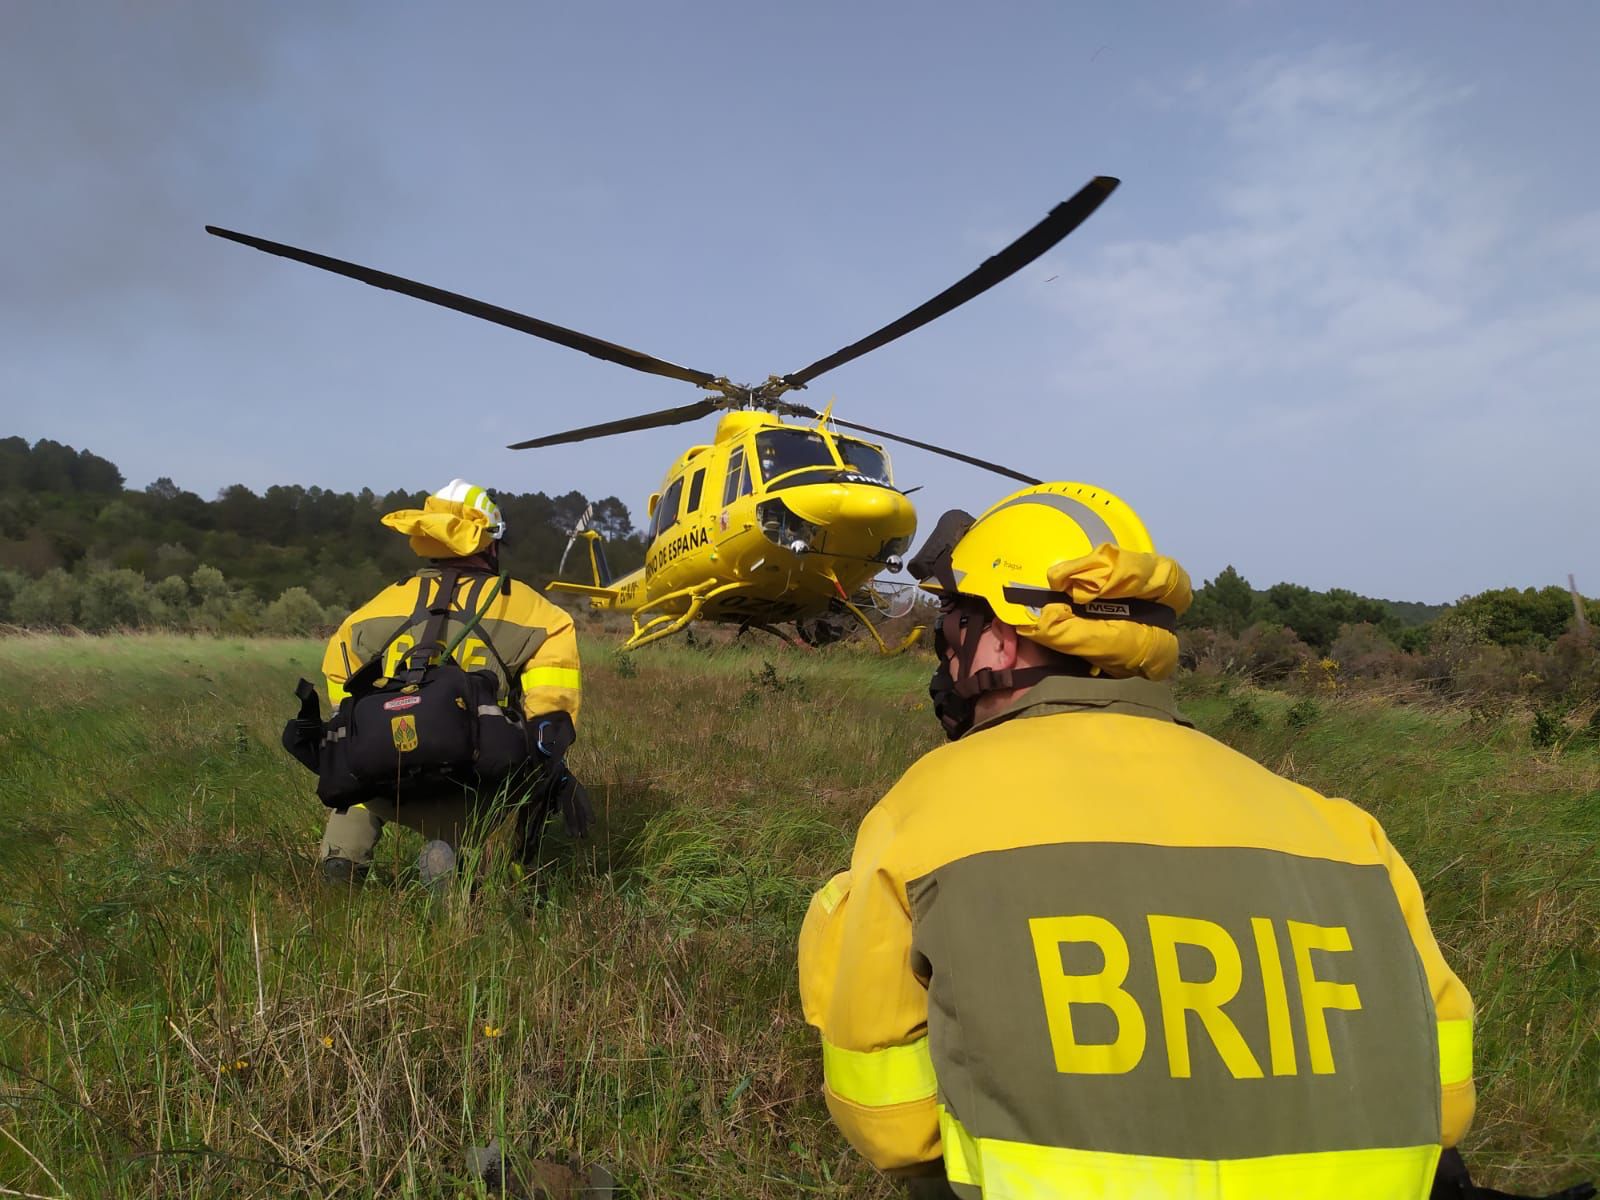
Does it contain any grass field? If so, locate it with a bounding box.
[0,633,1595,1198]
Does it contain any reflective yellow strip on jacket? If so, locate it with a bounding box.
[1439,1019,1472,1085]
[523,666,582,691]
[822,1036,936,1108]
[938,1106,982,1187]
[937,1108,1441,1199]
[816,875,848,916]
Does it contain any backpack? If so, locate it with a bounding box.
[284,568,535,810]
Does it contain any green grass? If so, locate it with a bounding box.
[0,634,1595,1197]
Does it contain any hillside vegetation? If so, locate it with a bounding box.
[0,634,1595,1198]
[0,436,648,624]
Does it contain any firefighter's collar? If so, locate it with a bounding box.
[965,672,1190,736]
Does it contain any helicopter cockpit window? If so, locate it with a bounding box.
[754,430,837,483]
[685,468,706,514]
[837,438,891,484]
[651,476,685,540]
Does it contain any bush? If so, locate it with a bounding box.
[0,568,24,622]
[1237,623,1314,682]
[13,568,80,627]
[263,586,330,636]
[1530,709,1563,749]
[1329,622,1406,680]
[149,574,192,627]
[1285,698,1320,730]
[1227,696,1263,728]
[77,568,153,632]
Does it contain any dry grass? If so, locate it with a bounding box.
[0,634,1594,1196]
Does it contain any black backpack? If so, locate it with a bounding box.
[285,569,535,809]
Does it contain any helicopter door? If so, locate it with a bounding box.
[718,447,750,542]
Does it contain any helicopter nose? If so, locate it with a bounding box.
[780,483,916,534]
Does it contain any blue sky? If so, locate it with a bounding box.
[2,2,1596,602]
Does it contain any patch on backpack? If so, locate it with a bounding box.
[391,715,419,752]
[382,694,422,711]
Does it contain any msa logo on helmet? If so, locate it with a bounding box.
[382,695,423,712]
[991,557,1023,570]
[1084,600,1132,618]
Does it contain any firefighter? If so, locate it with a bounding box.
[797,482,1475,1199]
[317,479,586,886]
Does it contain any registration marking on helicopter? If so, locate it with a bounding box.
[646,527,710,573]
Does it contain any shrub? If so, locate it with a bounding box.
[77,568,153,632]
[149,575,192,627]
[1285,698,1320,730]
[1329,622,1406,680]
[1530,709,1563,749]
[263,586,329,636]
[1237,623,1314,682]
[13,568,80,627]
[1227,696,1263,728]
[0,568,24,622]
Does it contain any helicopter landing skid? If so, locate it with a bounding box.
[623,579,747,651]
[835,594,927,656]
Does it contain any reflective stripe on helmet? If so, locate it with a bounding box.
[432,478,506,540]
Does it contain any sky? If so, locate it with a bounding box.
[2,1,1596,603]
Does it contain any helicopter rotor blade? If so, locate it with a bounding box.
[827,416,1042,486]
[508,399,720,450]
[556,503,595,576]
[204,225,723,389]
[778,176,1119,393]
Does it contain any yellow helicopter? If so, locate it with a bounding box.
[206,176,1118,651]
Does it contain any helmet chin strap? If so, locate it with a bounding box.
[930,601,1098,740]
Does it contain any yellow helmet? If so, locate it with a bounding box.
[380,478,506,559]
[910,481,1192,682]
[918,482,1152,625]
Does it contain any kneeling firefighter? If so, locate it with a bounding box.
[799,482,1590,1200]
[284,479,592,886]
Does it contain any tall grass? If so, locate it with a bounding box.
[0,634,1594,1196]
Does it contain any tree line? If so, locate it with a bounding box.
[1,436,1594,684]
[0,436,646,635]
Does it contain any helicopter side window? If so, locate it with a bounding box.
[754,430,837,483]
[838,438,891,484]
[685,468,706,515]
[723,448,748,506]
[651,477,685,540]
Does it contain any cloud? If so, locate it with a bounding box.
[1032,45,1600,597]
[1058,47,1595,397]
[0,5,393,333]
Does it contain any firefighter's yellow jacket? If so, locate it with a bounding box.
[322,567,581,723]
[798,675,1474,1199]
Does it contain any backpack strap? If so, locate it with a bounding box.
[446,571,523,708]
[339,574,435,697]
[399,567,461,680]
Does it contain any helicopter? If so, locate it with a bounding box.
[206,176,1118,651]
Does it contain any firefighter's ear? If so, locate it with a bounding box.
[987,619,1020,671]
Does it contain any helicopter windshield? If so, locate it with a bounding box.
[837,437,891,484]
[754,429,837,482]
